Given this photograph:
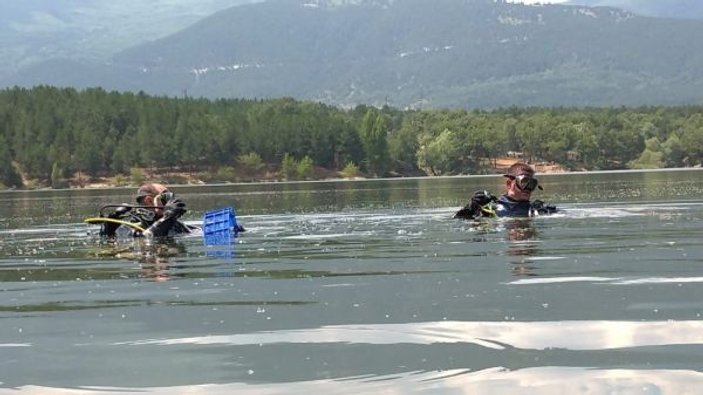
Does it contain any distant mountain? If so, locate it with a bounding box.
[5,0,703,109]
[567,0,703,20]
[0,0,260,80]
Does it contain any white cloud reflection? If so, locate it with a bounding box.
[11,320,703,394]
[509,276,703,285]
[119,319,703,351]
[8,367,703,395]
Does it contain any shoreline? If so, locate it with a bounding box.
[4,166,702,193]
[3,157,570,190]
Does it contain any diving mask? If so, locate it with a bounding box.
[136,190,175,206]
[508,174,542,192]
[154,191,175,206]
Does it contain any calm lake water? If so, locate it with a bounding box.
[1,169,703,394]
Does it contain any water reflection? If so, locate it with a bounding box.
[504,219,540,277]
[6,368,703,395]
[2,170,703,226]
[466,218,542,276]
[138,244,183,282]
[2,172,703,394]
[118,320,703,351]
[95,239,187,282]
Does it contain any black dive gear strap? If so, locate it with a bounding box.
[98,205,157,237]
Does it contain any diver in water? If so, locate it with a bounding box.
[454,162,557,220]
[99,183,199,238]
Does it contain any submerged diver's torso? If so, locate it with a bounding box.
[454,187,558,221]
[495,195,537,218]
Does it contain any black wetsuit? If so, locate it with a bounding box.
[100,206,198,238]
[454,191,557,220]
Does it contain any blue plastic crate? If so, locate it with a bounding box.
[203,207,239,247]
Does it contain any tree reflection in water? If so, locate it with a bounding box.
[95,238,188,282]
[505,219,540,277]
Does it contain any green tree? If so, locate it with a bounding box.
[214,166,237,182]
[417,128,462,175]
[296,155,314,180]
[662,134,684,167]
[280,153,297,180]
[0,134,22,188]
[111,127,139,174]
[629,137,664,169]
[543,123,574,163]
[74,125,104,177]
[50,161,68,189]
[389,115,421,173]
[573,123,603,169]
[333,119,363,170]
[680,114,703,166]
[340,162,361,178]
[130,167,145,185]
[238,152,265,181]
[359,110,390,176]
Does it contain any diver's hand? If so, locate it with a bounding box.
[163,198,186,219]
[143,199,186,238]
[531,199,557,215]
[471,190,496,209]
[454,190,496,219]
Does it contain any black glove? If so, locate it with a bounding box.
[530,199,557,215]
[531,199,545,210]
[471,190,495,208]
[454,190,496,219]
[144,199,186,238]
[162,198,186,219]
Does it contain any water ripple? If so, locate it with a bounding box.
[509,276,703,285]
[4,367,703,395]
[115,320,703,351]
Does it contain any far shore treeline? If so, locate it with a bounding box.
[0,86,702,189]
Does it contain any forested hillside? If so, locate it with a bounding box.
[1,87,702,189]
[0,0,258,81]
[5,0,703,108]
